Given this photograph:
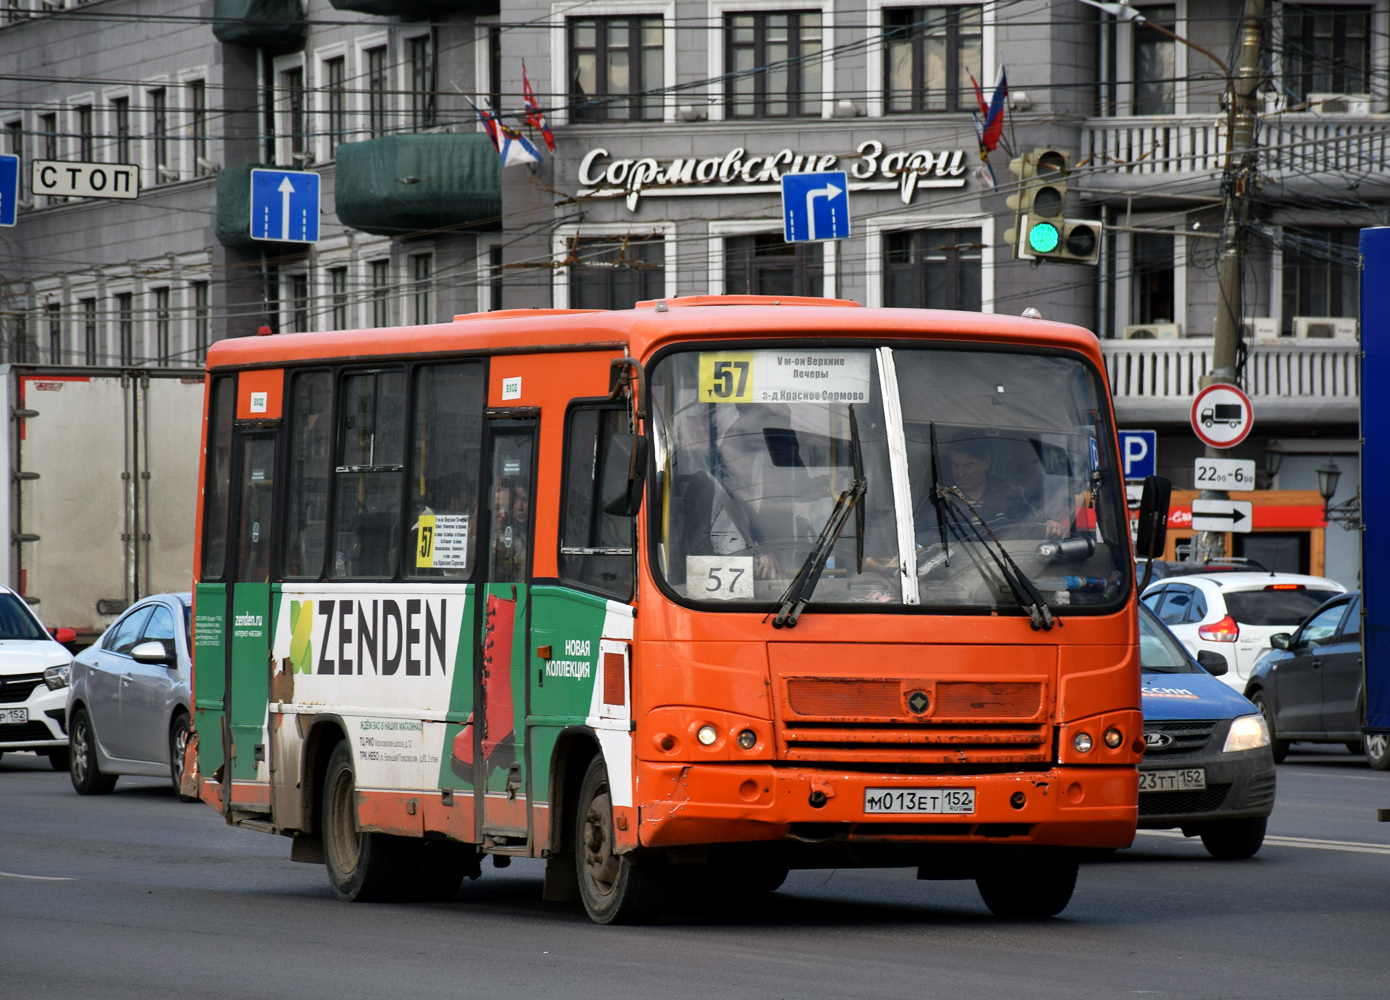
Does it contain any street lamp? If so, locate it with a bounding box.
[1263,441,1285,478]
[1316,457,1361,530]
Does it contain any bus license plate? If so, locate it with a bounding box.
[0,707,28,725]
[864,788,975,815]
[1139,768,1206,792]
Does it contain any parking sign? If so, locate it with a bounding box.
[1118,430,1156,480]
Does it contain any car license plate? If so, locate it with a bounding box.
[0,707,28,725]
[1139,768,1206,792]
[864,787,975,814]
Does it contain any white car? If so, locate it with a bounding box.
[0,585,78,770]
[1141,572,1346,691]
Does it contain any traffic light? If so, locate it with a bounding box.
[1004,148,1102,265]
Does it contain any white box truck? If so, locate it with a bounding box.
[0,366,204,643]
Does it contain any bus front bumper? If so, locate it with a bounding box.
[636,761,1137,850]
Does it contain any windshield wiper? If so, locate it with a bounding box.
[927,422,951,564]
[934,486,1059,631]
[768,406,867,629]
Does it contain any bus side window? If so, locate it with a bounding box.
[559,405,635,600]
[282,370,332,579]
[409,362,486,578]
[332,370,406,579]
[201,375,235,581]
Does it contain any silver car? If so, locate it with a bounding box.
[67,593,193,796]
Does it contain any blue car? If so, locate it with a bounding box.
[1138,603,1277,858]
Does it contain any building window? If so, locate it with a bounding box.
[75,105,94,160]
[111,97,130,163]
[726,12,822,119]
[410,35,436,129]
[46,303,61,364]
[262,264,279,333]
[81,297,98,365]
[191,281,209,363]
[411,253,433,324]
[367,46,389,139]
[3,119,21,160]
[329,266,348,329]
[324,57,346,159]
[153,287,170,364]
[189,81,207,174]
[488,27,503,112]
[488,244,504,311]
[288,273,309,332]
[570,237,664,309]
[150,88,169,180]
[569,16,664,122]
[39,112,58,204]
[883,228,982,310]
[370,259,391,327]
[884,6,982,114]
[725,234,822,297]
[1282,228,1358,332]
[283,68,306,162]
[11,314,27,364]
[1133,5,1176,115]
[1283,5,1370,102]
[115,292,134,364]
[1132,232,1175,325]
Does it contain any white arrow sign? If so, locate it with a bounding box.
[806,181,842,241]
[278,176,296,242]
[1191,498,1253,533]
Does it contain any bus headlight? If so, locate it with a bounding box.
[696,725,718,746]
[1223,714,1271,753]
[1073,732,1093,753]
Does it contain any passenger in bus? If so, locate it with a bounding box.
[491,482,530,581]
[707,406,804,580]
[915,433,1058,541]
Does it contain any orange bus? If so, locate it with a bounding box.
[185,296,1160,922]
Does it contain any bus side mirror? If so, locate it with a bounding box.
[1135,475,1172,561]
[602,433,649,517]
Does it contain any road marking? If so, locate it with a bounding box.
[0,870,74,881]
[1137,830,1390,855]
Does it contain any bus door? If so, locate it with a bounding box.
[225,426,276,812]
[475,416,536,843]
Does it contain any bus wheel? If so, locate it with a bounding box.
[975,860,1078,919]
[574,756,667,925]
[322,742,404,902]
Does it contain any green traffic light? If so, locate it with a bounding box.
[1028,221,1060,254]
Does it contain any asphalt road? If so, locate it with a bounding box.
[4,745,1390,1000]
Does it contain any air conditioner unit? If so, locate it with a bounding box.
[1307,92,1373,115]
[1292,316,1358,341]
[1122,323,1182,340]
[1242,317,1279,340]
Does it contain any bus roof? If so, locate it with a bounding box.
[205,297,1103,371]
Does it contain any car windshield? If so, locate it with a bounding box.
[650,344,1129,613]
[1224,589,1342,626]
[1139,603,1200,674]
[0,593,48,640]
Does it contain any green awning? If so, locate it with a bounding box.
[327,0,498,17]
[334,134,501,237]
[212,0,305,46]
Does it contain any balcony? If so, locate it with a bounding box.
[334,134,500,237]
[1082,113,1390,197]
[212,0,305,47]
[327,0,498,17]
[1102,338,1358,425]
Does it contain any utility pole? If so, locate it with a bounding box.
[1196,0,1267,563]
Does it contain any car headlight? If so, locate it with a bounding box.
[1223,713,1271,753]
[43,663,71,690]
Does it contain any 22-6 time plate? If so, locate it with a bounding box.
[864,788,975,814]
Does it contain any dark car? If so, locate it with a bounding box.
[1138,603,1277,858]
[1244,591,1387,769]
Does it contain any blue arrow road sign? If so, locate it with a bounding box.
[250,168,320,243]
[1119,430,1157,480]
[0,154,18,227]
[782,171,850,243]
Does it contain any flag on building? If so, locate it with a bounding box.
[468,98,500,150]
[522,62,556,152]
[968,66,1008,187]
[497,122,543,168]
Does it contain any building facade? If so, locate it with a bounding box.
[0,0,1375,583]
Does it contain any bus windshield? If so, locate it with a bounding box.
[651,344,1128,613]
